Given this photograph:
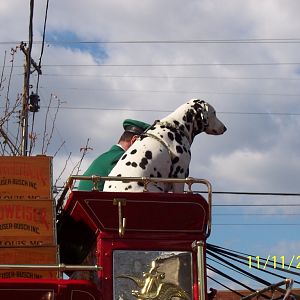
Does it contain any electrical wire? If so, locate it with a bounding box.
[2,37,300,45]
[38,73,300,81]
[2,105,298,116]
[3,61,300,68]
[40,62,300,67]
[37,86,300,98]
[36,0,49,91]
[206,244,300,297]
[28,0,50,155]
[208,244,300,279]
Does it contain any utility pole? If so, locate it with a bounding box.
[19,0,41,156]
[20,42,31,156]
[19,41,41,156]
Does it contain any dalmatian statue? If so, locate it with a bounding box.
[103,99,226,192]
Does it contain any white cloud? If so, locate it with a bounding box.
[1,0,300,287]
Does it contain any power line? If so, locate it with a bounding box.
[2,37,300,45]
[37,106,300,116]
[29,0,50,156]
[39,73,300,81]
[214,213,300,215]
[2,105,298,117]
[209,191,300,196]
[213,204,300,207]
[40,62,300,67]
[3,62,300,68]
[38,87,300,98]
[213,223,300,226]
[36,0,50,90]
[41,38,300,44]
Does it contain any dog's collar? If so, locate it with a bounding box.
[153,120,192,144]
[143,132,176,161]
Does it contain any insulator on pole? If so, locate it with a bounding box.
[29,92,40,112]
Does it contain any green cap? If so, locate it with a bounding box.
[123,119,151,135]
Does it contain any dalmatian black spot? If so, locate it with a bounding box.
[139,157,148,169]
[176,146,183,154]
[168,132,174,141]
[132,162,137,167]
[145,151,152,160]
[172,157,179,164]
[125,185,132,190]
[174,132,182,144]
[137,181,144,187]
[168,165,174,178]
[174,166,181,176]
[126,161,131,166]
[130,149,137,155]
[186,109,194,123]
[121,154,127,160]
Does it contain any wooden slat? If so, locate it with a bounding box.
[0,246,58,279]
[0,156,52,200]
[0,200,55,247]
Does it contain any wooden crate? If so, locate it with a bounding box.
[0,246,58,279]
[0,156,52,200]
[0,200,55,247]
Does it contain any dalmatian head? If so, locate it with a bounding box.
[182,99,227,141]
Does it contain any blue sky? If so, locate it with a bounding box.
[46,30,108,61]
[1,0,300,293]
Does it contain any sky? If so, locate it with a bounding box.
[0,0,300,292]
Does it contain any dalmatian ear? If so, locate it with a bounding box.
[190,99,208,138]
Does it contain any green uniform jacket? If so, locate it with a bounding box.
[77,144,125,191]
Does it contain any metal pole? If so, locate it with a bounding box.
[20,0,34,156]
[20,44,30,156]
[0,263,101,271]
[195,241,206,300]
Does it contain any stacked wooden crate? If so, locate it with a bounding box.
[0,156,58,279]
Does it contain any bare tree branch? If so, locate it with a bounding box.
[44,95,61,154]
[53,140,66,158]
[53,151,72,199]
[75,138,93,175]
[0,126,20,155]
[41,93,53,154]
[0,50,6,93]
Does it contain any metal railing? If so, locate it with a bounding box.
[241,279,294,300]
[0,263,102,279]
[57,175,213,238]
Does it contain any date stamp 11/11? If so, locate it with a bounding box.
[248,256,300,270]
